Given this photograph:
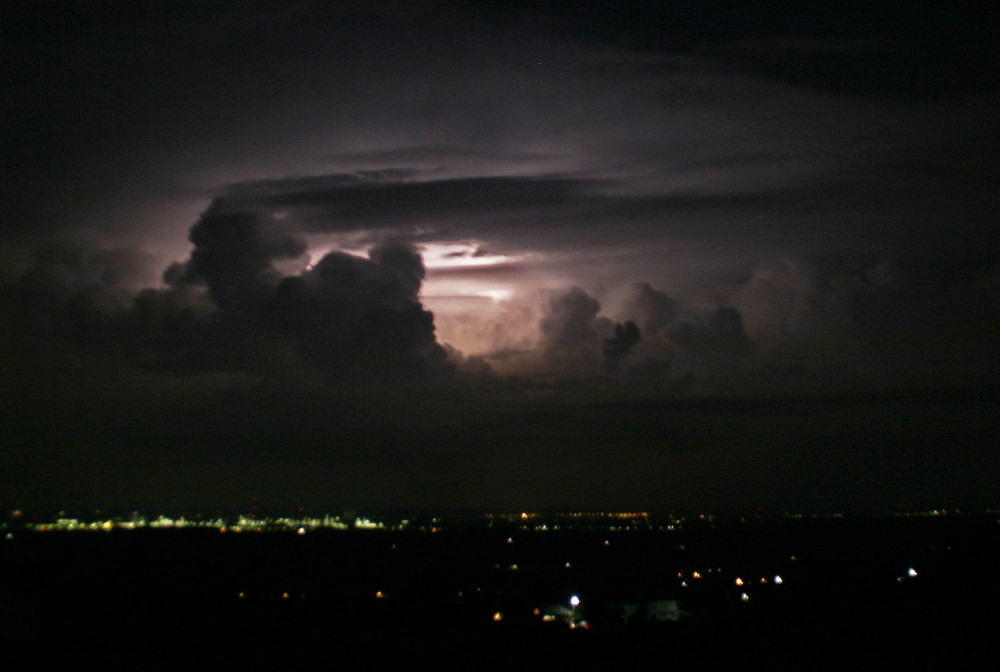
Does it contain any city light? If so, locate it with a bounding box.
[4,507,990,644]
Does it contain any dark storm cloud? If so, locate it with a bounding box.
[668,307,755,382]
[239,175,599,234]
[268,242,448,380]
[4,1,1000,513]
[519,284,754,390]
[0,247,148,386]
[538,287,602,374]
[209,164,998,390]
[197,172,872,263]
[171,207,308,313]
[203,161,1000,281]
[1,216,453,388]
[623,283,679,335]
[326,145,560,167]
[227,173,803,229]
[612,289,756,391]
[602,321,641,372]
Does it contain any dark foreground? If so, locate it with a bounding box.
[3,513,999,670]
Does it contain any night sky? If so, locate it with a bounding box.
[3,1,998,513]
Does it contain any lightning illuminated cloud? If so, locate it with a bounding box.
[2,1,999,511]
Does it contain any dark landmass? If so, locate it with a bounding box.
[3,512,999,670]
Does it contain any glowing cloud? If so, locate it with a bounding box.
[420,242,521,270]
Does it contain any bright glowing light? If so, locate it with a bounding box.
[297,527,306,535]
[493,611,503,622]
[569,595,580,607]
[735,577,744,586]
[375,591,384,599]
[740,593,750,602]
[774,575,783,584]
[421,242,519,269]
[476,289,513,302]
[907,568,918,577]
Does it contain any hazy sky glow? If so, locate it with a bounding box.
[2,1,998,512]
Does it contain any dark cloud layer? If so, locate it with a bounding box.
[251,175,598,232]
[2,1,998,512]
[176,208,308,313]
[269,242,447,380]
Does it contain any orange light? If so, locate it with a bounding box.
[375,591,384,599]
[735,578,744,586]
[493,611,503,622]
